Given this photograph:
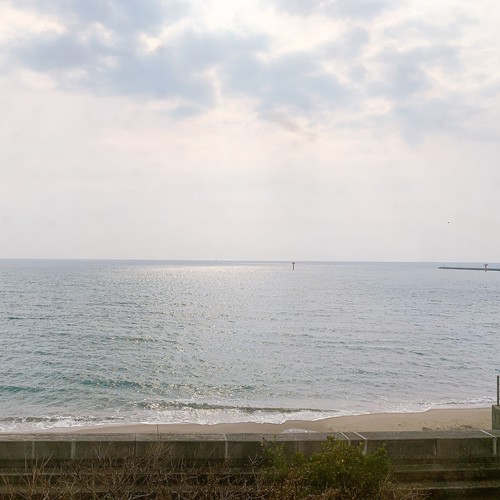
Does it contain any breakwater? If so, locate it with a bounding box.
[438,266,500,271]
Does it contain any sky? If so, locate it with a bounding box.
[1,0,499,262]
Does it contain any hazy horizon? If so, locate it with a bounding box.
[1,258,499,265]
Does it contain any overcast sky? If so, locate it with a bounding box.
[1,0,499,261]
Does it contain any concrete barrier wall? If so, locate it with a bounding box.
[1,430,499,467]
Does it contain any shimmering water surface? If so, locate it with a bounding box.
[1,260,499,431]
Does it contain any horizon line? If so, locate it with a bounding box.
[1,258,498,264]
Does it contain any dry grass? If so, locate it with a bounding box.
[1,445,428,500]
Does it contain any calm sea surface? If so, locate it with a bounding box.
[0,260,499,431]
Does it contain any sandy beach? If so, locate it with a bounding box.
[39,408,491,434]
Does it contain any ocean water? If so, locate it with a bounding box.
[0,259,499,431]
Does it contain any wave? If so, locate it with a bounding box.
[0,385,46,394]
[0,416,117,424]
[420,396,495,407]
[0,396,494,433]
[135,401,336,413]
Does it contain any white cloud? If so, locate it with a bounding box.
[0,4,64,43]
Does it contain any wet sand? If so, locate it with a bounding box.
[42,408,492,434]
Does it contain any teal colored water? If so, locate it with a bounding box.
[0,260,499,431]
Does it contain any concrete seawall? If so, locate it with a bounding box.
[1,430,500,466]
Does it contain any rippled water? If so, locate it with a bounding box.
[0,259,499,431]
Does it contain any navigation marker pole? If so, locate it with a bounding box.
[292,262,295,270]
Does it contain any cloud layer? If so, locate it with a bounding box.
[4,0,498,138]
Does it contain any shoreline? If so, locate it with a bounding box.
[24,407,491,434]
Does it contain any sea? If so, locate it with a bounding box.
[0,259,499,432]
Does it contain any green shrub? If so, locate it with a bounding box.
[264,436,391,500]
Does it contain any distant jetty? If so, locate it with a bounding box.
[439,264,500,272]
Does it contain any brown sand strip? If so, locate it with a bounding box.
[39,407,491,434]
